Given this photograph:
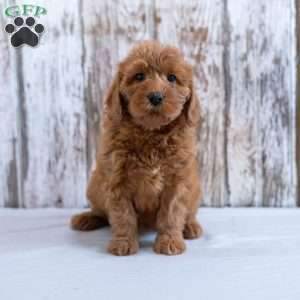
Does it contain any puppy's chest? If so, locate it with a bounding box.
[126,146,165,190]
[125,136,177,202]
[127,151,164,214]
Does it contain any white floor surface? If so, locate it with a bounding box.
[1,208,300,300]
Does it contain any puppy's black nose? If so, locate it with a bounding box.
[147,91,164,106]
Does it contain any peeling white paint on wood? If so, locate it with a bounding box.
[0,0,297,207]
[19,0,87,207]
[82,0,119,173]
[226,0,297,206]
[0,0,20,207]
[116,0,154,61]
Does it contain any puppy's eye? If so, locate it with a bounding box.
[134,73,145,81]
[167,74,177,82]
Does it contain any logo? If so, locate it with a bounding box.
[4,5,47,48]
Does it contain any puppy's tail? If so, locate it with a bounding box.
[71,211,108,231]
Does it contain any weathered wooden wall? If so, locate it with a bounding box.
[297,0,300,206]
[0,0,297,207]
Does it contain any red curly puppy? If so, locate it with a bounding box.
[71,41,203,255]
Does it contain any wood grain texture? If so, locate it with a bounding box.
[82,0,154,174]
[20,0,87,207]
[0,0,297,207]
[155,0,227,206]
[0,0,20,207]
[226,0,297,206]
[82,0,118,173]
[116,0,155,60]
[296,0,300,206]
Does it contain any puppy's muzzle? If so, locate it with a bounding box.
[147,91,164,106]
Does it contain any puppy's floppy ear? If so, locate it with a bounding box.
[185,80,201,126]
[105,71,123,122]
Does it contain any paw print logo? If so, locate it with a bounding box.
[5,16,44,47]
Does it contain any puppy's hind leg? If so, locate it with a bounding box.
[71,211,108,231]
[72,167,109,231]
[183,178,203,240]
[183,217,203,239]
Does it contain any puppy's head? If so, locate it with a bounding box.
[105,41,199,130]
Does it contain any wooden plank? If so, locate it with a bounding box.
[82,0,154,174]
[225,0,261,206]
[20,0,87,207]
[296,0,300,206]
[0,0,296,208]
[0,0,20,207]
[261,1,297,206]
[81,0,119,173]
[155,0,227,206]
[116,0,155,60]
[226,0,297,206]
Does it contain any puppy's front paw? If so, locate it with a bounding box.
[107,238,139,256]
[154,233,186,255]
[183,220,203,239]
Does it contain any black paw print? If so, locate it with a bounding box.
[5,17,44,47]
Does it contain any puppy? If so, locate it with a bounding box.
[71,41,203,255]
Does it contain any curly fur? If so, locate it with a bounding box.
[71,41,203,255]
